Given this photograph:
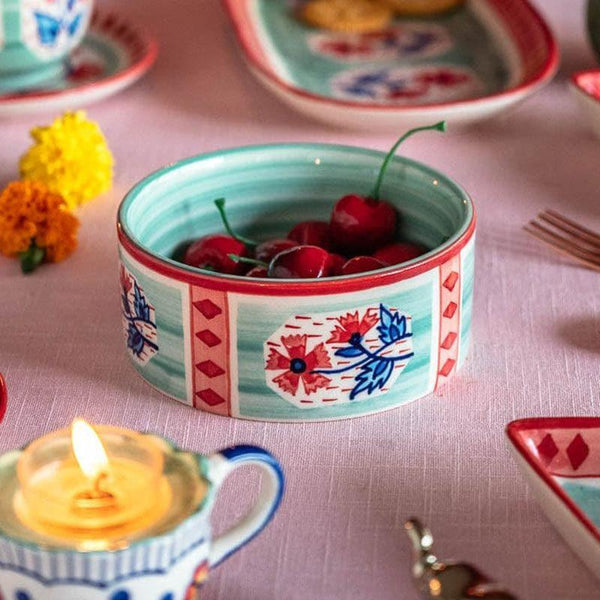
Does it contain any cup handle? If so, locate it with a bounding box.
[205,444,284,568]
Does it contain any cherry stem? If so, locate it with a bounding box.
[228,254,268,268]
[371,121,447,201]
[214,198,258,249]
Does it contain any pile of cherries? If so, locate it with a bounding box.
[181,122,446,279]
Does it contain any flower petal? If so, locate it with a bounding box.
[301,373,331,395]
[266,348,291,370]
[273,371,301,395]
[305,342,332,370]
[281,334,307,359]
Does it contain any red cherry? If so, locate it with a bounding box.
[268,245,331,279]
[287,221,331,250]
[330,121,446,256]
[246,266,269,278]
[326,253,347,276]
[255,238,298,262]
[329,194,397,255]
[373,242,425,265]
[183,234,248,274]
[340,256,387,275]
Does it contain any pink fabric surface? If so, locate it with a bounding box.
[1,1,600,598]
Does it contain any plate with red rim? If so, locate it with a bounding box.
[506,417,600,579]
[570,70,600,139]
[0,9,158,117]
[222,0,558,130]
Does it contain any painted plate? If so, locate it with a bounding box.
[0,9,158,117]
[507,418,600,579]
[223,0,558,130]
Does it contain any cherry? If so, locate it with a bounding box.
[255,238,299,262]
[184,234,248,274]
[326,253,347,276]
[246,266,269,278]
[340,256,387,275]
[269,245,331,279]
[330,194,397,255]
[373,241,425,265]
[287,221,331,250]
[329,121,446,255]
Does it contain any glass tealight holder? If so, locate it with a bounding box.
[15,425,171,542]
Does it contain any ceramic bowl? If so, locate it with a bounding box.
[571,70,600,139]
[507,418,600,581]
[117,144,476,422]
[0,0,93,92]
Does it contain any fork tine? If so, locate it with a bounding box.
[541,209,600,248]
[524,222,600,272]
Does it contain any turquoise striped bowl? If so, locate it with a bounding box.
[117,144,476,422]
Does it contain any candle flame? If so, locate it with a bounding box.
[71,419,109,480]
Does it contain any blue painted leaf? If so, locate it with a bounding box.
[34,12,61,45]
[350,358,395,400]
[121,293,131,316]
[133,282,150,321]
[68,13,83,36]
[335,346,364,358]
[377,304,409,344]
[127,324,144,356]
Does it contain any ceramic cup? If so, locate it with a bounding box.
[117,144,476,422]
[0,0,93,91]
[0,441,284,599]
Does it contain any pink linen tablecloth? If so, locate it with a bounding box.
[1,1,600,598]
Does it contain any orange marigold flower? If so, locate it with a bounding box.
[0,181,79,272]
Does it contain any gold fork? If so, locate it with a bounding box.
[524,209,600,272]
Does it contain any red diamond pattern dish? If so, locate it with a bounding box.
[507,417,600,580]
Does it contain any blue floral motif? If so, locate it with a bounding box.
[120,266,158,361]
[34,0,85,47]
[313,304,414,401]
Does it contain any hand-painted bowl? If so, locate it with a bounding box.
[0,0,93,92]
[117,144,476,422]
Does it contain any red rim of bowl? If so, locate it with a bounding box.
[506,417,600,545]
[0,9,158,105]
[221,0,559,113]
[570,69,600,104]
[117,143,476,296]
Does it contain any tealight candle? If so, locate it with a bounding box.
[14,420,172,548]
[0,418,284,600]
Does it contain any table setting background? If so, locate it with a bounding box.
[1,1,599,598]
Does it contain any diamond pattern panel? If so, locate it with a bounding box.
[436,257,461,389]
[189,287,230,415]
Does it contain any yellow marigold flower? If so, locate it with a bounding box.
[0,181,79,273]
[20,111,114,210]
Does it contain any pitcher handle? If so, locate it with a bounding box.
[205,444,284,568]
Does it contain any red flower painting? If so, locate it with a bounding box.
[266,334,332,396]
[327,309,378,344]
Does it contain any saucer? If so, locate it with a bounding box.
[507,417,600,580]
[0,9,158,117]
